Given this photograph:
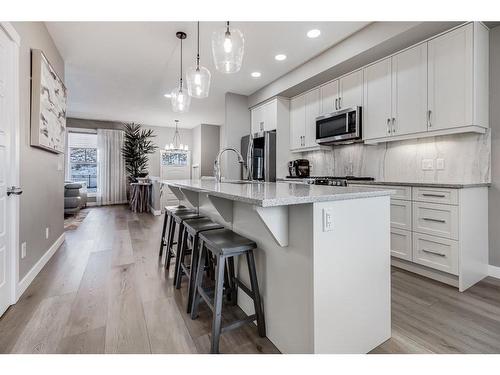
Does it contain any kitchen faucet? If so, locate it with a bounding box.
[214,147,245,182]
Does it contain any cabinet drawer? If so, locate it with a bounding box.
[413,202,458,240]
[391,200,412,230]
[412,187,458,205]
[412,232,459,275]
[391,228,412,261]
[349,184,411,200]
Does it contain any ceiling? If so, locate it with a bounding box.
[46,22,370,128]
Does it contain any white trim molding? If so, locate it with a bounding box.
[16,233,65,301]
[488,265,500,280]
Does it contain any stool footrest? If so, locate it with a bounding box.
[235,278,254,299]
[221,314,257,334]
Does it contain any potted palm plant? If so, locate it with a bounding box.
[121,122,158,183]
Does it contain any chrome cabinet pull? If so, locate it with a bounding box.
[338,97,342,109]
[392,117,396,134]
[335,98,338,111]
[387,118,391,134]
[427,110,432,127]
[422,249,446,257]
[422,217,446,223]
[7,186,23,196]
[422,193,446,198]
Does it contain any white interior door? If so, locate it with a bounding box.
[0,26,16,317]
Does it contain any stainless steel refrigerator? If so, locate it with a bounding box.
[241,130,276,182]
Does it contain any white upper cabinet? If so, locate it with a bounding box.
[320,80,339,114]
[363,58,392,140]
[290,94,306,150]
[304,88,320,148]
[339,69,363,110]
[251,99,279,134]
[427,23,473,131]
[391,43,428,136]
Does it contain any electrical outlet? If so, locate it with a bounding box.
[436,158,445,170]
[323,209,334,232]
[21,242,27,259]
[421,159,434,170]
[45,227,49,239]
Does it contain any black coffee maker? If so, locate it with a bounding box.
[288,159,310,178]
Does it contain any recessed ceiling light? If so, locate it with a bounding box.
[164,93,172,98]
[307,29,321,38]
[274,54,287,61]
[251,72,261,78]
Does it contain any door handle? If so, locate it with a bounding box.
[427,110,432,127]
[387,118,391,134]
[7,186,23,196]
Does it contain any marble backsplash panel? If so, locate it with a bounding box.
[304,131,491,184]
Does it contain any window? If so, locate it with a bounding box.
[67,132,98,193]
[161,150,188,166]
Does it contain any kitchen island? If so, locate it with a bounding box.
[161,179,393,354]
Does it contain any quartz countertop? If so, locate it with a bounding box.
[161,179,393,207]
[348,180,491,189]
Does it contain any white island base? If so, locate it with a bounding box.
[165,181,391,354]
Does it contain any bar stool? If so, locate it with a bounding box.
[167,210,204,281]
[175,218,224,313]
[159,205,191,258]
[191,228,266,354]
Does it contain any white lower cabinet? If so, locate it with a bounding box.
[413,232,459,275]
[350,183,488,291]
[390,228,412,261]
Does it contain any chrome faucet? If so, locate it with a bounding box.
[214,147,245,182]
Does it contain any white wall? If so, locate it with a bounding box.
[221,92,250,180]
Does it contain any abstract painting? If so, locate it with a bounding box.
[30,49,67,154]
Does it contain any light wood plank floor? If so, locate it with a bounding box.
[1,205,499,354]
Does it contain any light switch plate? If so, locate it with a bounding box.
[21,242,27,259]
[45,227,49,239]
[436,158,445,170]
[323,208,334,232]
[422,159,434,170]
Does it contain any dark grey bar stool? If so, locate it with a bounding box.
[191,228,266,354]
[175,218,224,313]
[158,205,189,258]
[167,210,204,281]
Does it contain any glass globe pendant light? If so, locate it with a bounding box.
[186,22,211,98]
[171,31,191,113]
[212,21,244,74]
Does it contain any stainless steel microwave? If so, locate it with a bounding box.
[316,106,362,145]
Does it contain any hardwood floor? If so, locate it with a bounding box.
[1,205,499,354]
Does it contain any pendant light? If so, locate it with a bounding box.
[164,120,189,151]
[186,22,211,98]
[212,21,244,74]
[171,32,191,113]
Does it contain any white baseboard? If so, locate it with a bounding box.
[488,265,500,279]
[149,205,161,216]
[16,233,65,301]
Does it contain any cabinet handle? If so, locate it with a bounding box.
[427,110,432,127]
[392,117,396,134]
[422,217,446,223]
[422,193,446,198]
[422,249,446,257]
[335,98,338,111]
[338,97,342,109]
[387,118,391,134]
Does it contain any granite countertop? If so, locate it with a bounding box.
[349,180,491,189]
[161,179,393,207]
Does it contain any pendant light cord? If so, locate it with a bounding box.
[180,36,183,88]
[196,21,200,69]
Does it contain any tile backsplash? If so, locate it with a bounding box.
[303,131,491,184]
